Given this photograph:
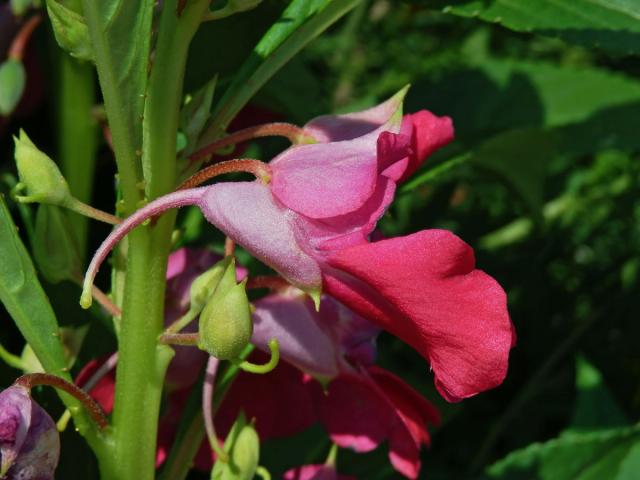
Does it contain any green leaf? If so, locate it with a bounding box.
[45,0,93,61]
[486,424,640,480]
[471,128,558,215]
[429,0,640,55]
[33,205,82,284]
[80,0,155,198]
[410,60,640,140]
[200,0,362,143]
[180,77,217,156]
[618,442,640,480]
[0,195,70,380]
[569,355,628,432]
[0,59,26,116]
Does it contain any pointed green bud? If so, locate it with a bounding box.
[198,258,252,360]
[45,0,94,61]
[211,414,260,480]
[13,130,72,206]
[33,205,82,283]
[189,259,229,312]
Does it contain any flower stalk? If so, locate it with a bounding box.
[14,373,109,430]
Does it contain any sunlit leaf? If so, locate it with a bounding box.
[427,0,640,55]
[0,196,70,380]
[486,424,640,480]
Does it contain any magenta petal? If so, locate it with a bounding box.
[377,131,411,182]
[284,464,355,480]
[369,367,439,479]
[270,136,379,219]
[217,355,317,440]
[400,111,454,181]
[304,89,406,143]
[324,230,513,402]
[318,374,395,453]
[252,291,341,379]
[198,182,322,293]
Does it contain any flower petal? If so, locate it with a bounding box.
[270,135,380,218]
[252,291,342,379]
[318,374,395,453]
[304,88,407,143]
[199,182,322,294]
[400,111,454,181]
[324,230,513,402]
[217,354,317,440]
[284,464,355,480]
[296,177,396,252]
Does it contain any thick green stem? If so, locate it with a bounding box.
[106,2,210,479]
[56,54,99,259]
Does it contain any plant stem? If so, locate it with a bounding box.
[15,373,109,430]
[108,2,210,479]
[159,345,254,480]
[400,153,471,193]
[65,197,120,225]
[177,159,271,190]
[159,333,200,346]
[202,357,228,461]
[188,123,312,163]
[56,54,99,258]
[8,14,41,61]
[0,342,26,370]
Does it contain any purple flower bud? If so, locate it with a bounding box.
[0,385,59,480]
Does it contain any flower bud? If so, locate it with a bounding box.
[13,130,72,206]
[188,260,228,313]
[198,258,252,360]
[211,414,260,480]
[33,205,82,283]
[0,385,60,480]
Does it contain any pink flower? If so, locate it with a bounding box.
[83,88,513,403]
[0,385,60,479]
[219,291,439,479]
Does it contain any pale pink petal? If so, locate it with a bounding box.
[304,88,407,143]
[252,291,341,379]
[270,135,379,219]
[198,182,322,294]
[296,177,395,252]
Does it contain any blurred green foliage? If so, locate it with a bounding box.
[1,0,639,478]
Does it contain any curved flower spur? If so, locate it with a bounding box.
[81,86,515,402]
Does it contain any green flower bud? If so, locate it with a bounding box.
[33,205,82,283]
[198,258,252,360]
[13,130,72,206]
[211,414,260,480]
[189,259,229,311]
